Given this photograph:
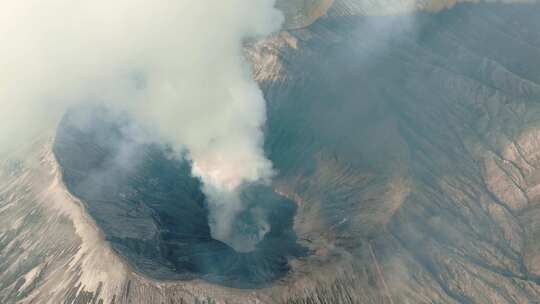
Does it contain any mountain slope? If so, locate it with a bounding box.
[253,3,540,303]
[2,2,540,304]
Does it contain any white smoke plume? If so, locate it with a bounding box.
[0,0,283,249]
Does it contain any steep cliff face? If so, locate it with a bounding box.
[3,2,540,304]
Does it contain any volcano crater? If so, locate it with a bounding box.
[52,107,307,288]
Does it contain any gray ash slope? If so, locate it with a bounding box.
[3,2,540,304]
[53,107,306,288]
[258,3,540,303]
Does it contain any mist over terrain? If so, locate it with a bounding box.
[2,1,540,304]
[0,0,283,248]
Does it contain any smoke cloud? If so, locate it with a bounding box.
[0,0,283,249]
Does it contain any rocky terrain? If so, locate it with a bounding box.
[276,0,538,29]
[2,1,540,303]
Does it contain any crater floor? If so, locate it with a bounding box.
[53,107,307,288]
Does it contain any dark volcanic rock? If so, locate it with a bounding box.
[53,107,307,288]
